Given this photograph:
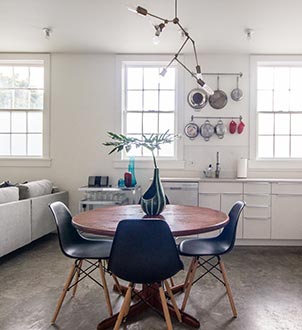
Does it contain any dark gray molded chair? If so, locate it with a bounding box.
[49,201,117,324]
[108,219,184,330]
[178,201,245,317]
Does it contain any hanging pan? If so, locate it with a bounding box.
[231,76,243,101]
[187,88,208,111]
[209,76,228,109]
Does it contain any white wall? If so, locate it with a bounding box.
[1,53,301,214]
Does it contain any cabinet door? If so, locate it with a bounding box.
[272,194,302,239]
[221,193,243,239]
[198,193,220,238]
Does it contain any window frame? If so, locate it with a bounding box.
[0,53,50,167]
[249,55,302,171]
[114,55,184,169]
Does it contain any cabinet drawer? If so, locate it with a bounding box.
[244,182,271,194]
[244,194,270,207]
[244,205,270,218]
[243,217,271,239]
[272,182,302,195]
[199,182,242,193]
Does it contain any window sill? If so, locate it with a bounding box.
[113,159,185,170]
[0,158,52,167]
[249,159,302,171]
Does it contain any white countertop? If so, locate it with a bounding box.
[161,177,302,183]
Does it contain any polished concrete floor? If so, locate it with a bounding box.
[0,234,301,330]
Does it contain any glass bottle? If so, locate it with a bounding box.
[128,156,137,187]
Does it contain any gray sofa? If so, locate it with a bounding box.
[0,181,68,257]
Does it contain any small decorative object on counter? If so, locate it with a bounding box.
[124,172,132,187]
[203,164,213,178]
[128,156,137,187]
[118,178,125,188]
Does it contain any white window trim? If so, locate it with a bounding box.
[0,53,51,167]
[114,54,184,169]
[249,54,302,170]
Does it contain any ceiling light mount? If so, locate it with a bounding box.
[42,27,52,40]
[245,28,254,40]
[130,0,213,95]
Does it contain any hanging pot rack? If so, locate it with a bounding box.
[201,72,243,77]
[191,115,243,121]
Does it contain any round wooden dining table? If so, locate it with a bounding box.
[72,204,229,330]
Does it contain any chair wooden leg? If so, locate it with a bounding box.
[219,259,237,318]
[112,274,123,295]
[72,259,83,296]
[169,277,175,287]
[113,283,133,330]
[181,257,198,312]
[51,261,77,324]
[164,280,182,323]
[183,258,196,289]
[159,284,173,330]
[99,260,113,316]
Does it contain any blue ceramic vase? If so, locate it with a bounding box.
[141,168,166,216]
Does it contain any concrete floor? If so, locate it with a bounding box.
[0,234,301,330]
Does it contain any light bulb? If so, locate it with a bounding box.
[159,68,167,77]
[152,35,160,45]
[202,84,214,96]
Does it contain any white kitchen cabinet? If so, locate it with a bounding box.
[243,182,271,239]
[199,181,243,239]
[271,183,302,239]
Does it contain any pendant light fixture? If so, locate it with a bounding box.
[129,0,214,95]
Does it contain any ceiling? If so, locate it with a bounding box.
[1,0,302,54]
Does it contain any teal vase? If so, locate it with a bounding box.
[128,156,137,187]
[141,168,166,216]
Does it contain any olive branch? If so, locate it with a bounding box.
[103,130,177,168]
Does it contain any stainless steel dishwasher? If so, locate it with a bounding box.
[161,181,199,206]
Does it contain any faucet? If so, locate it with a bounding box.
[215,152,220,178]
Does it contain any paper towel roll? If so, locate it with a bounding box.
[237,158,248,178]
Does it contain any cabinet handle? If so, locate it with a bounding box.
[276,182,302,185]
[273,193,302,197]
[199,193,220,196]
[169,187,182,190]
[221,192,242,195]
[244,216,270,220]
[245,182,270,185]
[246,204,270,208]
[244,193,270,196]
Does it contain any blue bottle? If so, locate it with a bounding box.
[128,156,137,187]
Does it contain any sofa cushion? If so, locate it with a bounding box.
[18,180,53,200]
[0,187,19,204]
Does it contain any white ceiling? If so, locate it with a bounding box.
[1,0,302,54]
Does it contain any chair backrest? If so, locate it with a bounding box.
[217,201,246,254]
[49,201,82,258]
[108,219,183,284]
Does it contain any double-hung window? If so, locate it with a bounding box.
[0,54,49,160]
[120,57,181,163]
[251,55,302,161]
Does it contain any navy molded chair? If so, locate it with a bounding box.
[49,201,115,324]
[178,201,245,317]
[108,219,184,330]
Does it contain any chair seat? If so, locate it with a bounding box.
[64,239,112,259]
[179,237,230,257]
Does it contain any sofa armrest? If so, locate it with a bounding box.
[31,191,69,241]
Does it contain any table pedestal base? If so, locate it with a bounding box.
[97,283,200,330]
